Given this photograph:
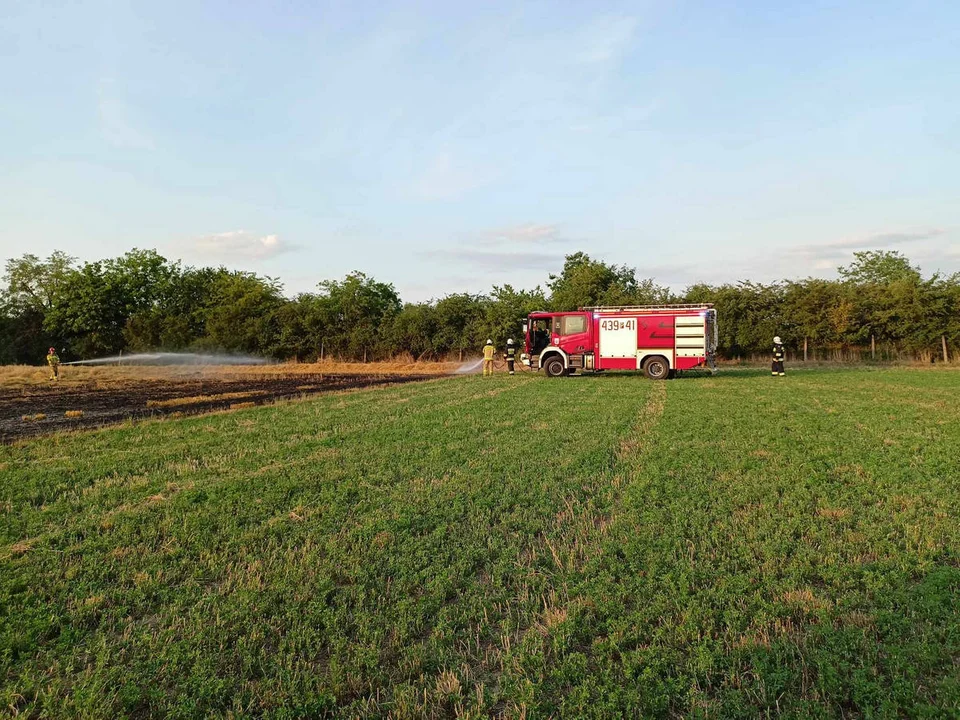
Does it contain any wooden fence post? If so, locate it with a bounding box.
[803,337,808,362]
[943,335,950,364]
[871,335,875,361]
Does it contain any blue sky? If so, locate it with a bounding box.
[1,0,958,300]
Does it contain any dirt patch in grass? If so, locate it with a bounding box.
[0,359,457,390]
[0,373,439,443]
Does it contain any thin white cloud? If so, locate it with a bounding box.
[416,152,494,200]
[576,15,638,65]
[793,228,947,254]
[479,223,563,244]
[194,230,293,260]
[426,248,564,272]
[97,78,154,150]
[639,262,698,281]
[787,228,947,270]
[428,222,575,274]
[664,227,958,289]
[859,229,946,245]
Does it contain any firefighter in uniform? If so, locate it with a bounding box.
[46,347,61,381]
[482,339,495,376]
[504,338,516,375]
[772,336,785,377]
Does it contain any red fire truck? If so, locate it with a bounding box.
[522,304,718,379]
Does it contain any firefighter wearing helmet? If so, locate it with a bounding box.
[504,338,516,375]
[46,347,61,381]
[772,336,785,377]
[482,339,495,376]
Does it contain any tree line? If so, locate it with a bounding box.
[1,248,957,364]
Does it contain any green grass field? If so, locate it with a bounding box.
[2,367,958,718]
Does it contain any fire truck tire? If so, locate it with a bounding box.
[643,356,670,380]
[543,357,566,377]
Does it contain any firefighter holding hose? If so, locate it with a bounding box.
[772,336,786,377]
[483,339,495,376]
[504,338,517,375]
[46,347,61,381]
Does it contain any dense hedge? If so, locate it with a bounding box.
[2,249,957,363]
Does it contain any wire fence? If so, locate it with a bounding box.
[725,345,954,365]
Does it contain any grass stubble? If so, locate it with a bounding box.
[0,366,958,717]
[0,360,457,390]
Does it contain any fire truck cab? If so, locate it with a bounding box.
[522,304,717,379]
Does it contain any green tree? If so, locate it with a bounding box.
[317,272,402,361]
[270,293,338,361]
[547,252,670,311]
[201,272,284,354]
[45,249,176,358]
[838,250,921,285]
[433,293,486,358]
[548,252,638,310]
[391,303,438,360]
[3,251,76,313]
[0,297,52,363]
[782,279,857,348]
[123,266,246,352]
[1,251,76,361]
[485,284,547,348]
[835,252,925,353]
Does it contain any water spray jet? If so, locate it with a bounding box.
[63,352,271,366]
[454,358,484,374]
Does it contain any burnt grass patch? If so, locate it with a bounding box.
[0,374,435,442]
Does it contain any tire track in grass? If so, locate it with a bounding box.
[524,369,960,718]
[616,380,667,460]
[235,376,650,718]
[490,380,667,717]
[537,380,667,573]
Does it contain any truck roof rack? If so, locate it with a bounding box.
[580,303,714,313]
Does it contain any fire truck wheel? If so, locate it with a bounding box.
[643,356,669,380]
[543,357,566,377]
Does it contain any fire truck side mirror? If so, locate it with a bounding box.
[522,322,528,335]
